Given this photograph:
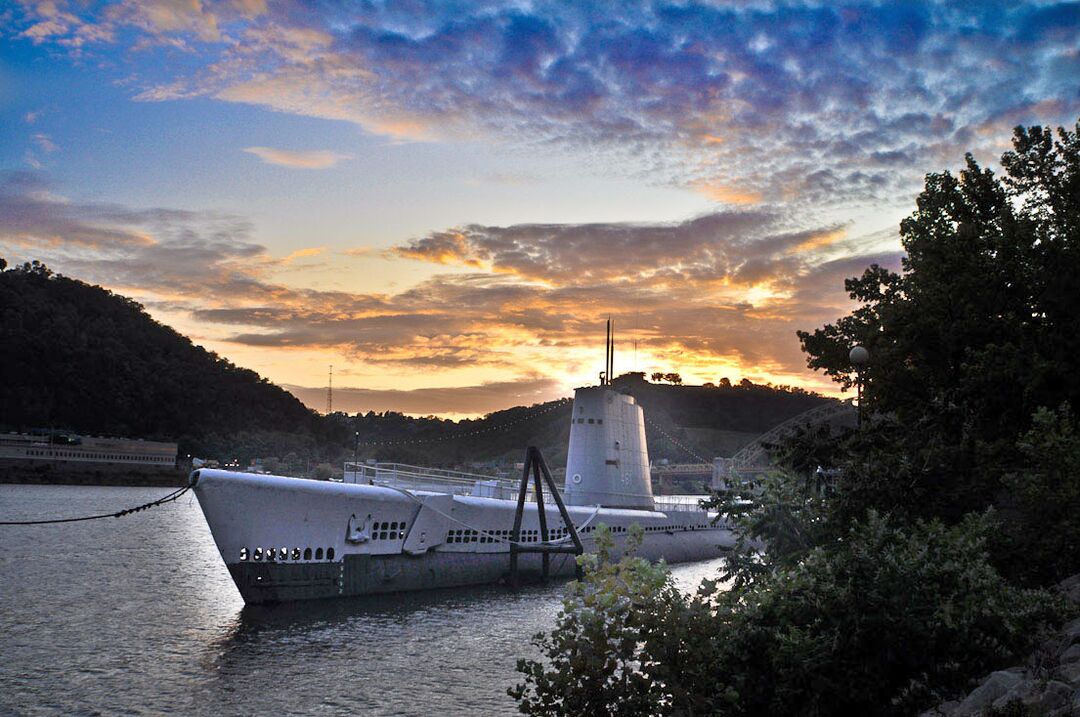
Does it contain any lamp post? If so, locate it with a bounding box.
[353,431,360,478]
[849,345,869,427]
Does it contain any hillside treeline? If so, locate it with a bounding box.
[0,261,332,457]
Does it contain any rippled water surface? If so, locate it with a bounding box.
[1,484,727,716]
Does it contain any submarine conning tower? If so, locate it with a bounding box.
[564,386,655,510]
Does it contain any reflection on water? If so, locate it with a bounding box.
[1,484,727,716]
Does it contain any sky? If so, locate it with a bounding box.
[1,1,1078,418]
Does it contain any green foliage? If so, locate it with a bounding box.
[708,465,833,592]
[796,120,1080,533]
[514,514,1062,717]
[511,526,683,716]
[999,404,1080,584]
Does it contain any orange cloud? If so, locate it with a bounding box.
[280,246,326,263]
[693,181,762,205]
[788,228,847,254]
[243,146,351,169]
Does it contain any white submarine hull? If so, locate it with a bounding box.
[190,468,733,604]
[193,376,734,604]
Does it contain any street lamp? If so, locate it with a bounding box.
[353,431,360,478]
[849,345,869,427]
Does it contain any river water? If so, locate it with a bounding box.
[1,485,727,716]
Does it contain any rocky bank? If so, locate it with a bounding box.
[923,575,1080,717]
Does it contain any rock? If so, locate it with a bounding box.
[1062,644,1080,665]
[1058,574,1080,604]
[918,701,960,717]
[954,670,1026,715]
[1058,659,1080,685]
[994,679,1073,714]
[1064,617,1080,644]
[937,699,960,715]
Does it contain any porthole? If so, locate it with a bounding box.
[571,474,582,484]
[240,547,249,561]
[315,548,324,560]
[303,548,312,560]
[279,547,287,561]
[327,547,335,560]
[291,548,300,560]
[265,547,275,561]
[254,547,263,561]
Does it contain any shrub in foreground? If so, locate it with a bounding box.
[512,515,1061,717]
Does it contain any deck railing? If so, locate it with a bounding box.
[339,462,710,512]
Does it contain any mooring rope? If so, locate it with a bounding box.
[0,485,191,525]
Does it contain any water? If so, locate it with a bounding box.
[1,485,727,716]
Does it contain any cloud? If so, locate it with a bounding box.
[694,183,763,206]
[0,172,895,406]
[242,146,351,169]
[10,1,1078,208]
[280,246,325,263]
[31,133,58,153]
[392,211,850,290]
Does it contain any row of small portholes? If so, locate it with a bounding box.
[238,546,335,562]
[643,524,710,532]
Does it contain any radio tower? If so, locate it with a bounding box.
[326,364,333,414]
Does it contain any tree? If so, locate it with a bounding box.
[514,119,1080,716]
[649,372,664,382]
[797,120,1080,528]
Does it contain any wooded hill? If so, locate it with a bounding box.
[0,261,329,459]
[0,259,835,469]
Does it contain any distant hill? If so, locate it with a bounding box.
[0,259,840,473]
[344,375,836,469]
[0,261,323,454]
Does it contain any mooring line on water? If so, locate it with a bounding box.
[0,485,191,525]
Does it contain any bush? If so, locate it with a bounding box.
[999,404,1080,584]
[512,514,1062,717]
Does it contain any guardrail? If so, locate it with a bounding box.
[340,462,711,512]
[342,461,524,499]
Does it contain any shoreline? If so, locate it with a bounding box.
[0,465,186,487]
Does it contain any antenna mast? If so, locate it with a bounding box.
[609,318,614,384]
[326,364,333,414]
[601,318,615,386]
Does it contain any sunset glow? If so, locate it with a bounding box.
[2,1,1078,416]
